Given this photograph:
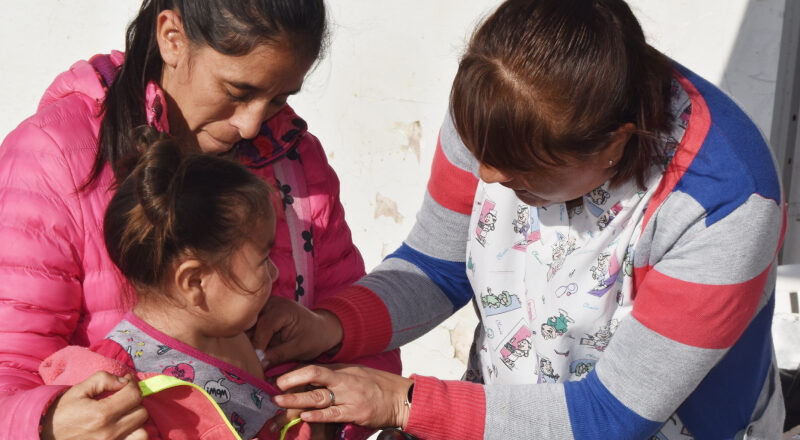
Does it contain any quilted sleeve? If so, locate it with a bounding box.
[0,120,86,438]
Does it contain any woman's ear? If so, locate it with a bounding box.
[174,258,208,309]
[156,9,187,69]
[603,122,636,168]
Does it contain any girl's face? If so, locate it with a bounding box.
[161,33,313,154]
[204,218,278,335]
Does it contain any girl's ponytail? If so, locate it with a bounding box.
[104,126,276,295]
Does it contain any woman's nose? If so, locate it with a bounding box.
[478,163,512,184]
[231,102,269,139]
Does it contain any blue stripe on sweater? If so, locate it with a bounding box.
[564,370,661,439]
[672,64,781,227]
[386,243,473,309]
[677,293,775,439]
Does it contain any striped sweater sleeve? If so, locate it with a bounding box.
[315,113,478,358]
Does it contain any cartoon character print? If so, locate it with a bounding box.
[622,245,634,277]
[499,326,534,370]
[546,234,577,281]
[590,253,611,288]
[480,287,522,316]
[475,199,497,247]
[587,250,622,297]
[589,186,610,206]
[580,319,619,352]
[597,202,623,230]
[538,356,560,383]
[511,205,541,250]
[540,309,574,340]
[569,359,597,377]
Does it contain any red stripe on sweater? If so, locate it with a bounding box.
[641,72,712,233]
[427,137,478,215]
[632,265,769,349]
[405,375,485,440]
[314,285,393,361]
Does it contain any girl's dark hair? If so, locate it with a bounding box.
[86,0,328,189]
[104,127,275,298]
[451,0,674,187]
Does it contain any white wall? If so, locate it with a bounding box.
[0,1,786,379]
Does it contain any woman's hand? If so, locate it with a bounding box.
[41,372,149,440]
[251,296,343,368]
[272,364,413,429]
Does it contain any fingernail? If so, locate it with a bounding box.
[117,376,129,383]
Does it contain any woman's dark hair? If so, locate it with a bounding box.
[451,0,674,187]
[104,127,275,299]
[85,0,328,189]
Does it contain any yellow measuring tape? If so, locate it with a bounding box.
[138,375,302,440]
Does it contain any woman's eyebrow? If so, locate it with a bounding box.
[228,81,301,95]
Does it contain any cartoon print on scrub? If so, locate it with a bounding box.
[570,358,597,377]
[537,355,560,383]
[540,308,575,340]
[587,249,622,298]
[511,204,541,250]
[546,233,578,281]
[622,245,634,277]
[597,201,623,230]
[481,287,523,316]
[579,319,619,352]
[500,325,535,370]
[475,199,498,246]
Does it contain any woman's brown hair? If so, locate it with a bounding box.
[451,0,674,187]
[83,0,328,190]
[103,127,275,300]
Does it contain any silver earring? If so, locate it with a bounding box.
[609,160,615,166]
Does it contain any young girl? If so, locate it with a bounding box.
[40,128,285,439]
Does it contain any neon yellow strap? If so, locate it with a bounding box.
[138,375,243,440]
[138,375,301,440]
[279,418,303,440]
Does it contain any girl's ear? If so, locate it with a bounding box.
[174,258,208,308]
[156,9,188,69]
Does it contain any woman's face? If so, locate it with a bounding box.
[161,41,313,154]
[479,153,616,207]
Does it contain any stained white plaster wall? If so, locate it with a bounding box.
[0,1,786,380]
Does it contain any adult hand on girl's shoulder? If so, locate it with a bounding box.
[272,364,413,430]
[41,372,149,440]
[251,296,343,368]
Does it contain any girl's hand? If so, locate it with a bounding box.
[251,296,343,368]
[41,372,149,440]
[273,364,414,429]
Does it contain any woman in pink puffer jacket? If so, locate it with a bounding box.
[0,1,399,439]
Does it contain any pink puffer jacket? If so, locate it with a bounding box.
[0,53,400,439]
